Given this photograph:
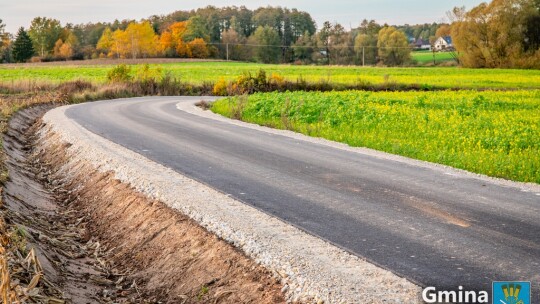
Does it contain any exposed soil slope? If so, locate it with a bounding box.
[1,106,285,303]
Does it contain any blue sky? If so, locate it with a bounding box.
[2,0,485,34]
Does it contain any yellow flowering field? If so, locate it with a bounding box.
[212,90,540,183]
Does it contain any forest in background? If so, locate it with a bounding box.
[0,6,443,66]
[1,0,540,68]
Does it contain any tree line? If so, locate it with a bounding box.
[0,6,433,66]
[1,0,539,68]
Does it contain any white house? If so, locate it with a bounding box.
[434,36,454,51]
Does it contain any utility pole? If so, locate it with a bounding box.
[226,43,229,61]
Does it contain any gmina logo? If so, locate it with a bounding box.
[492,282,531,304]
[422,286,489,303]
[422,282,532,304]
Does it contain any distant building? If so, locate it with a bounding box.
[414,38,432,51]
[434,36,454,51]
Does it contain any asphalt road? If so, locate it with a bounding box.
[65,97,540,294]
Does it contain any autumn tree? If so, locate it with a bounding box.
[158,30,174,57]
[159,21,189,57]
[125,21,158,58]
[377,26,411,66]
[12,27,34,62]
[59,28,79,50]
[53,39,63,57]
[188,38,210,58]
[28,17,62,57]
[112,29,129,58]
[451,0,540,68]
[435,24,451,38]
[97,21,158,58]
[53,39,73,60]
[96,27,114,56]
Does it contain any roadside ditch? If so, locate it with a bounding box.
[1,106,286,303]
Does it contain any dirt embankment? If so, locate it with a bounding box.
[1,106,286,303]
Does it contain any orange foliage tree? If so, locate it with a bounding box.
[188,38,209,58]
[97,21,158,59]
[97,19,211,59]
[159,21,189,56]
[53,39,73,60]
[159,21,210,58]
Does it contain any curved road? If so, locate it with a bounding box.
[65,97,540,295]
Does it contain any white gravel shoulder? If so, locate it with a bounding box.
[42,102,423,304]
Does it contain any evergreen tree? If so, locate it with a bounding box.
[13,27,35,62]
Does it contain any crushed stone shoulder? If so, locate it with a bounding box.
[42,100,422,303]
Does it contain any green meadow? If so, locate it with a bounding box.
[411,51,456,64]
[2,61,540,89]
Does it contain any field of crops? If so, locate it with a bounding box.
[2,61,540,89]
[411,51,456,64]
[212,90,540,183]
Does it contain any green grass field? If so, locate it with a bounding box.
[411,51,456,64]
[212,90,540,183]
[2,61,540,89]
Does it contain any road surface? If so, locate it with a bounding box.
[65,97,540,293]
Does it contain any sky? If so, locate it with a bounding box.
[1,0,486,34]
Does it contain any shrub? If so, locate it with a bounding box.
[106,64,132,83]
[269,73,285,86]
[136,64,163,82]
[213,78,228,96]
[235,69,268,94]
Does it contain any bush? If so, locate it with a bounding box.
[135,64,163,82]
[213,78,228,96]
[106,64,132,83]
[234,69,268,94]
